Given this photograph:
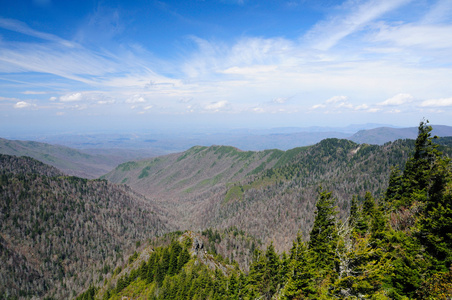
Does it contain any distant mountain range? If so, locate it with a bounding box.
[2,124,452,179]
[349,125,452,145]
[0,138,162,178]
[7,124,451,153]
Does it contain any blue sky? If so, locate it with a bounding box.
[1,0,452,136]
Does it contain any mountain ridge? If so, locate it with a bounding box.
[103,137,451,251]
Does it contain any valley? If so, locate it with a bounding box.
[1,123,452,299]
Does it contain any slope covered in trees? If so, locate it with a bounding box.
[0,138,133,179]
[103,136,452,252]
[79,120,452,299]
[0,155,171,299]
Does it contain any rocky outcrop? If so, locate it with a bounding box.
[180,231,234,276]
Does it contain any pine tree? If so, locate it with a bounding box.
[262,242,280,299]
[177,247,191,271]
[228,273,238,297]
[168,241,181,276]
[348,195,359,228]
[395,120,444,208]
[281,233,316,299]
[418,167,452,270]
[279,252,290,285]
[146,254,157,283]
[308,188,339,274]
[246,248,265,296]
[384,166,402,207]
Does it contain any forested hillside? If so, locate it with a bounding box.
[0,138,128,179]
[79,121,452,299]
[0,155,171,299]
[104,136,452,252]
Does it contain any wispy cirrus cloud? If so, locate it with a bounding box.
[0,17,170,92]
[304,0,412,50]
[0,17,76,47]
[373,24,452,49]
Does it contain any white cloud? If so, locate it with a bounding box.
[14,101,32,108]
[185,36,293,78]
[126,95,146,104]
[98,100,116,105]
[144,105,153,110]
[69,104,87,110]
[204,100,229,112]
[378,93,414,106]
[272,97,289,104]
[326,95,348,104]
[221,65,278,75]
[49,96,58,101]
[420,97,452,107]
[311,104,326,109]
[252,107,265,113]
[355,104,369,110]
[22,91,47,95]
[60,92,83,102]
[337,102,354,109]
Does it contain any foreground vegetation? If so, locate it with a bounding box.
[78,121,452,299]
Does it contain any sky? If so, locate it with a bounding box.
[1,0,452,136]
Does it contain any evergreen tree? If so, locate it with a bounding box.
[139,261,148,279]
[333,234,392,298]
[168,241,182,276]
[281,233,316,299]
[348,195,359,228]
[384,166,402,207]
[246,248,265,296]
[228,273,238,298]
[279,252,290,285]
[161,248,170,274]
[308,188,339,274]
[387,230,429,298]
[262,242,280,299]
[394,119,444,208]
[146,253,158,283]
[418,171,452,270]
[155,260,165,286]
[177,247,191,271]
